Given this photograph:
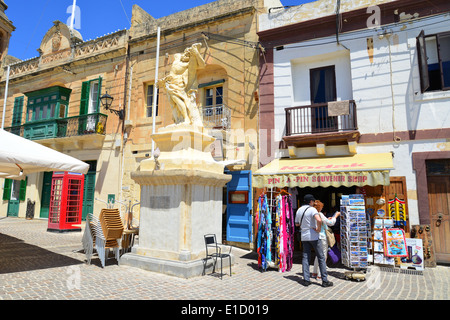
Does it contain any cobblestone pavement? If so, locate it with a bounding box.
[0,217,449,304]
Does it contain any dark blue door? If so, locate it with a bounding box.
[226,170,252,243]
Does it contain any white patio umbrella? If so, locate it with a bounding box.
[0,129,89,180]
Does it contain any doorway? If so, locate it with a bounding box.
[7,180,21,217]
[40,172,53,218]
[309,65,337,132]
[426,159,450,264]
[81,161,97,221]
[226,170,252,244]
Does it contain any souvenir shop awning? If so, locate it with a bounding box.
[253,153,394,188]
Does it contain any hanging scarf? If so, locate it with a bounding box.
[257,194,270,271]
[285,195,295,271]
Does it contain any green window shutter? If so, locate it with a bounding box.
[80,81,90,115]
[12,96,24,126]
[96,77,103,112]
[19,177,27,202]
[3,179,12,201]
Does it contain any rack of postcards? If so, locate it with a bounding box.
[340,195,370,269]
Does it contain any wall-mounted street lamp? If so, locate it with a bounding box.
[100,91,124,120]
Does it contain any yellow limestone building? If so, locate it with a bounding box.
[121,0,282,249]
[0,17,128,219]
[1,1,280,246]
[122,0,272,198]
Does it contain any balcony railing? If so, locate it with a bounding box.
[5,113,108,140]
[285,100,357,136]
[200,104,231,130]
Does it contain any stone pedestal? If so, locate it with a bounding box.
[120,125,232,278]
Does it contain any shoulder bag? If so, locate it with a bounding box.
[325,226,336,248]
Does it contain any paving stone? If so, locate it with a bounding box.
[0,217,449,304]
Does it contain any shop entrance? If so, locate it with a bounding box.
[290,186,357,236]
[296,186,356,213]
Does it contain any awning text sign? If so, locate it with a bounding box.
[279,161,368,173]
[253,153,394,188]
[254,171,390,188]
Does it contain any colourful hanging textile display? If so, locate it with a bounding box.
[274,193,295,272]
[256,193,271,271]
[257,191,295,272]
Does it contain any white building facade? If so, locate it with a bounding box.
[257,0,450,263]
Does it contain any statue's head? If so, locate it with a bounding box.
[181,49,191,62]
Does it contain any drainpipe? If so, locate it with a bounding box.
[335,0,341,45]
[119,36,132,214]
[1,65,10,130]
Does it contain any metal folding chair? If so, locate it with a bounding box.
[203,234,232,279]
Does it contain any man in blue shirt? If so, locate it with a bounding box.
[295,194,333,287]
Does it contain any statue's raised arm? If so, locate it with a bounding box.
[158,43,206,128]
[186,43,206,91]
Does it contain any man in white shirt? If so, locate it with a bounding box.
[295,194,333,287]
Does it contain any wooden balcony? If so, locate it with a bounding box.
[5,113,108,150]
[283,100,360,151]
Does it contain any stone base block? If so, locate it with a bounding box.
[119,252,234,279]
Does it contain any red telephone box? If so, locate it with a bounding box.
[47,172,85,232]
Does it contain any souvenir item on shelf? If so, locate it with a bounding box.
[400,238,424,271]
[374,241,384,252]
[410,225,436,268]
[383,228,408,257]
[373,219,399,266]
[388,196,407,228]
[376,209,385,217]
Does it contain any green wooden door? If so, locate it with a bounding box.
[39,172,53,218]
[7,180,22,217]
[82,169,96,221]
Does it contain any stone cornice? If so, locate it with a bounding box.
[1,29,127,82]
[131,169,231,187]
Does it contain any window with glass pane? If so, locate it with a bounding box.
[25,87,72,123]
[42,105,48,119]
[417,31,450,92]
[204,86,223,116]
[146,84,159,117]
[88,80,99,114]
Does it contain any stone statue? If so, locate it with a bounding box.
[157,43,206,127]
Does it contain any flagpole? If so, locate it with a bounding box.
[151,26,161,157]
[70,0,76,30]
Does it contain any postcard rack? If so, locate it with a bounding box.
[340,194,369,270]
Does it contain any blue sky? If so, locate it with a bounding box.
[6,0,308,61]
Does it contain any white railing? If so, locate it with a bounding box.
[200,104,231,130]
